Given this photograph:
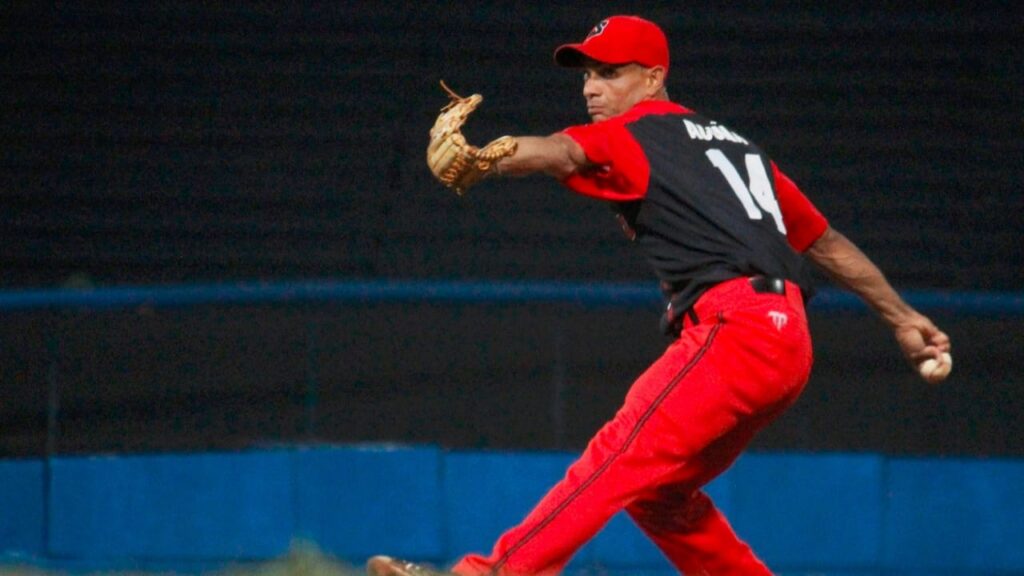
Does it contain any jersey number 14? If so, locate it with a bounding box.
[705,149,787,234]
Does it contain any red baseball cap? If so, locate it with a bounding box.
[554,15,669,72]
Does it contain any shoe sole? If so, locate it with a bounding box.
[367,556,415,576]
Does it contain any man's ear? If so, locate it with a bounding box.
[646,66,667,96]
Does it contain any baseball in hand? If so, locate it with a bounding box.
[919,352,953,383]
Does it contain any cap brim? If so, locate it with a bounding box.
[553,44,587,68]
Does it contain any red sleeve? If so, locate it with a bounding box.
[772,163,828,252]
[559,121,649,201]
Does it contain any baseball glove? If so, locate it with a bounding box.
[427,81,518,195]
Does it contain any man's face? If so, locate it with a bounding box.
[580,60,658,122]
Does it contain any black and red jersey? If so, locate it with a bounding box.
[562,100,828,311]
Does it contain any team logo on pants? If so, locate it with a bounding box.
[768,311,788,331]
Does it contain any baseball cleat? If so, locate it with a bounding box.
[367,555,451,576]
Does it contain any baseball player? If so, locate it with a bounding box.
[371,14,952,576]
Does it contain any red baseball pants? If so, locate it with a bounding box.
[453,277,813,575]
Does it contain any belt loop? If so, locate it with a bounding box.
[660,302,700,336]
[685,308,699,328]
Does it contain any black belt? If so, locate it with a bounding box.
[661,275,787,335]
[750,275,787,296]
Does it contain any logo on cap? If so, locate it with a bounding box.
[586,19,608,39]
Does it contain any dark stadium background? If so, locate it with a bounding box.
[2,3,1021,458]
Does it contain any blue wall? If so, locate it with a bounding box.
[2,446,1023,575]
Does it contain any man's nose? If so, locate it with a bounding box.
[583,78,599,98]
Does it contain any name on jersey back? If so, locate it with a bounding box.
[683,118,749,145]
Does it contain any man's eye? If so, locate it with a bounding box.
[583,68,618,81]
